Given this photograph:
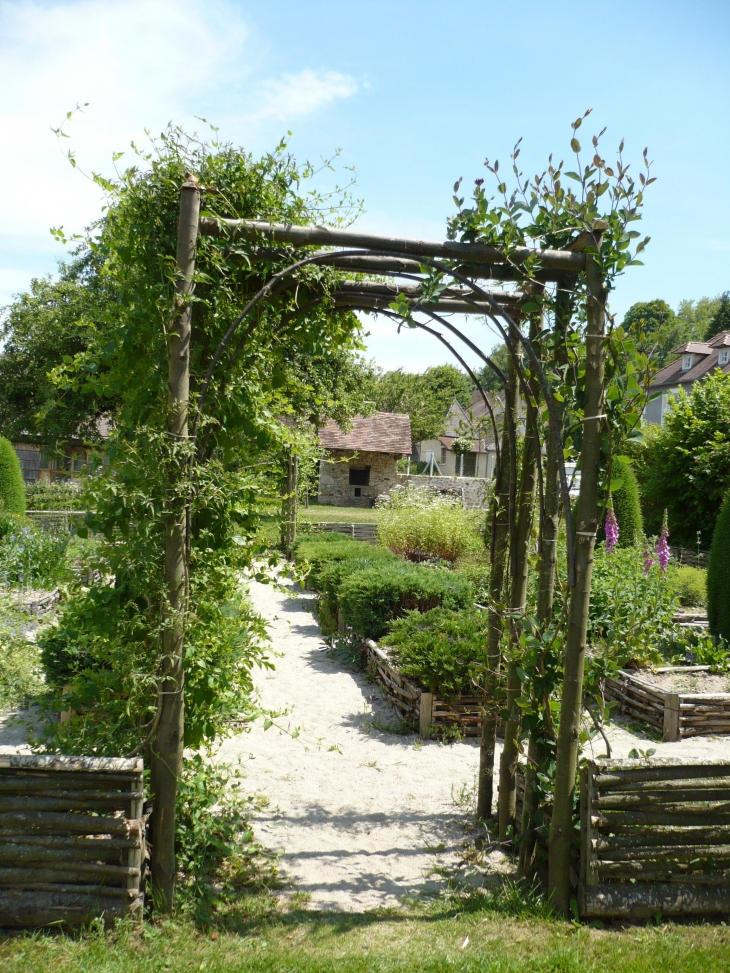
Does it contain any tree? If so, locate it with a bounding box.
[475,342,510,393]
[678,296,721,342]
[372,363,472,443]
[0,259,111,445]
[707,489,730,641]
[621,299,683,370]
[638,370,730,546]
[0,438,26,515]
[705,291,730,341]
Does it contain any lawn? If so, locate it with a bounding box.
[299,502,381,524]
[1,908,729,972]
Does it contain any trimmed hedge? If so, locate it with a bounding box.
[673,565,707,608]
[385,607,488,697]
[708,490,730,640]
[337,561,473,640]
[0,439,25,515]
[317,557,386,634]
[598,463,643,548]
[293,534,395,590]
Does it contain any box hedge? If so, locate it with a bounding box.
[293,533,395,590]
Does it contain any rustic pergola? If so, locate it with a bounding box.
[154,179,607,914]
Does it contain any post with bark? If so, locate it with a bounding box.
[150,174,200,912]
[548,226,607,914]
[281,448,298,556]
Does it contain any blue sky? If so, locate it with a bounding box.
[1,0,729,371]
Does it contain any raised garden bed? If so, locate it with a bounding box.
[363,639,497,738]
[605,666,730,741]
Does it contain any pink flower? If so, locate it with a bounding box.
[605,507,619,553]
[643,541,655,576]
[658,512,670,574]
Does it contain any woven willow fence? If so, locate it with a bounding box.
[0,755,145,928]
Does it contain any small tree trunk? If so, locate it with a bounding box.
[498,360,538,842]
[150,175,200,913]
[476,357,517,820]
[548,238,607,915]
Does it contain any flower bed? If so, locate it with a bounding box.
[605,666,730,741]
[363,639,499,739]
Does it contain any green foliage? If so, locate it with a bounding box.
[475,342,510,393]
[588,545,678,667]
[0,438,26,515]
[0,265,112,444]
[385,607,488,696]
[0,519,69,589]
[292,533,395,590]
[708,489,730,640]
[25,479,85,510]
[317,556,388,634]
[705,291,730,341]
[672,565,707,608]
[609,462,643,547]
[372,364,472,443]
[337,561,473,640]
[377,485,486,562]
[638,370,730,545]
[0,598,45,710]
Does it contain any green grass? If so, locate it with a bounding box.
[299,502,381,524]
[1,908,729,972]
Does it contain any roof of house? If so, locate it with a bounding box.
[318,412,412,454]
[651,330,730,389]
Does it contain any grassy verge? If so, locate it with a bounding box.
[299,503,381,524]
[1,907,729,972]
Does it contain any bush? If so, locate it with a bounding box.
[338,561,473,640]
[316,556,387,634]
[708,490,730,640]
[293,533,395,590]
[0,438,25,515]
[377,485,486,562]
[385,607,488,696]
[0,519,69,589]
[612,464,643,546]
[25,479,85,511]
[672,565,707,607]
[0,597,44,710]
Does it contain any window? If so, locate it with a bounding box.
[462,453,477,478]
[720,350,729,366]
[14,447,40,482]
[682,355,693,371]
[348,467,370,487]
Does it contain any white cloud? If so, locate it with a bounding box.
[0,0,358,305]
[250,69,357,122]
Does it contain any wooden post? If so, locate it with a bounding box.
[419,693,434,739]
[149,174,200,913]
[548,224,607,914]
[664,693,680,742]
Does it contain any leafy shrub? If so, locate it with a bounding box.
[377,485,485,562]
[385,607,488,696]
[0,520,69,589]
[588,544,679,667]
[708,489,730,640]
[293,533,395,590]
[672,565,707,608]
[317,556,386,634]
[25,479,85,511]
[0,597,44,710]
[338,561,473,639]
[0,438,25,515]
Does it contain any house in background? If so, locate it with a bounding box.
[317,412,412,507]
[413,390,498,479]
[11,419,112,483]
[644,331,730,425]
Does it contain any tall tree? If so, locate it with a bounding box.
[705,291,730,340]
[372,363,472,443]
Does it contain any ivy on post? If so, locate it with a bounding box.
[150,173,200,913]
[548,221,608,915]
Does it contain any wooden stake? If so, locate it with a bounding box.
[149,174,200,913]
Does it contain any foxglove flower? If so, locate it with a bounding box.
[605,507,619,553]
[657,511,670,574]
[643,541,655,576]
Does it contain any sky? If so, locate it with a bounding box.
[1,0,729,372]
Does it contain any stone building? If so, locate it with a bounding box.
[317,412,412,507]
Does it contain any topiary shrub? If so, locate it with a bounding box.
[672,565,707,608]
[317,557,386,634]
[708,490,730,640]
[0,439,26,515]
[292,534,395,590]
[337,562,473,640]
[385,607,488,696]
[599,464,643,547]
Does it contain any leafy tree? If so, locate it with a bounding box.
[372,363,472,442]
[0,438,25,515]
[638,370,730,546]
[707,488,730,640]
[678,296,721,342]
[475,341,510,392]
[620,296,724,369]
[705,291,730,341]
[0,258,111,445]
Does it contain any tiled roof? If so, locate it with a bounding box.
[652,331,730,388]
[318,413,412,454]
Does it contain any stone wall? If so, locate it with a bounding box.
[396,473,492,509]
[318,450,401,507]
